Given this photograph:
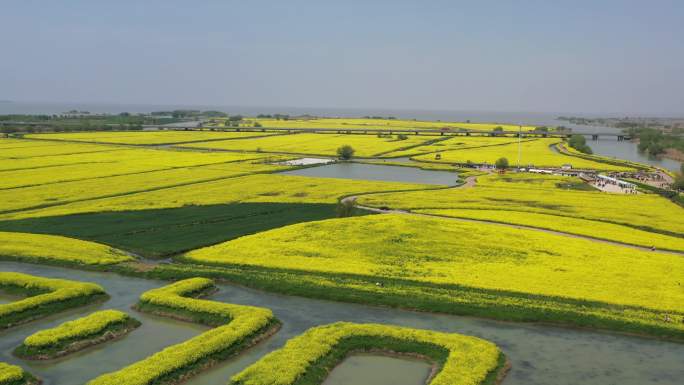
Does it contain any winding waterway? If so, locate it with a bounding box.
[1,262,682,385]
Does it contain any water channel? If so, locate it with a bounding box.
[1,262,682,385]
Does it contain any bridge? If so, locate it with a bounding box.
[0,121,633,140]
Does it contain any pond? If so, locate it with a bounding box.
[322,355,432,385]
[279,162,457,186]
[2,262,683,385]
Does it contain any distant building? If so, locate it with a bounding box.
[561,164,573,170]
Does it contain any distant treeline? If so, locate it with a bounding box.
[0,113,182,134]
[627,128,684,157]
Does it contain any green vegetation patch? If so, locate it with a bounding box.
[230,322,504,385]
[14,309,140,360]
[0,203,350,258]
[86,278,278,385]
[0,272,107,330]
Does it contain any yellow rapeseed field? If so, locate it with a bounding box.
[26,130,280,145]
[220,117,538,132]
[382,136,523,157]
[184,215,684,314]
[0,159,286,214]
[0,141,123,159]
[358,173,684,249]
[181,132,438,157]
[0,232,132,265]
[0,144,281,190]
[412,138,632,170]
[1,173,429,220]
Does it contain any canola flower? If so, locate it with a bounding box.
[23,309,133,348]
[383,136,524,158]
[0,159,284,214]
[210,117,538,132]
[0,141,122,160]
[0,232,133,265]
[412,138,632,170]
[0,362,26,385]
[26,131,280,145]
[230,322,502,385]
[86,278,276,385]
[358,172,684,247]
[183,133,435,157]
[183,215,684,314]
[0,145,275,190]
[0,272,106,329]
[1,173,427,221]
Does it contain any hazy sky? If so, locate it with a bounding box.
[2,1,683,115]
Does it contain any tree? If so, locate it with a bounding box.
[568,134,593,154]
[495,157,509,170]
[396,134,408,140]
[337,145,355,160]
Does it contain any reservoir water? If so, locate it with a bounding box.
[2,262,683,385]
[280,162,458,186]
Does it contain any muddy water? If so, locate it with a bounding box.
[1,262,683,385]
[322,355,432,385]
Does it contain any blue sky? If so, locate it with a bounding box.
[1,1,683,114]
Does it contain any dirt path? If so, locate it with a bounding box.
[342,176,684,256]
